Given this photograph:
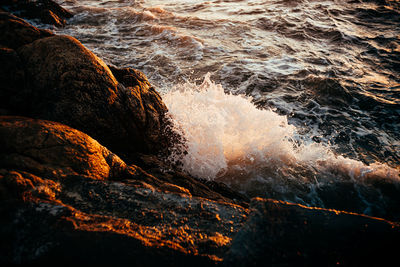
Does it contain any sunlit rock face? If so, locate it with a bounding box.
[0,116,129,180]
[0,116,249,265]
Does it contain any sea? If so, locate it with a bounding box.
[49,0,399,220]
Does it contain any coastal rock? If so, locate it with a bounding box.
[0,0,73,27]
[11,34,168,155]
[0,11,53,49]
[0,116,136,181]
[134,154,249,204]
[0,13,248,204]
[0,116,249,265]
[223,198,400,267]
[0,116,247,202]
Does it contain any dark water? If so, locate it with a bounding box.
[50,0,400,220]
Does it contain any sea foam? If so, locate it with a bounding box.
[163,74,399,189]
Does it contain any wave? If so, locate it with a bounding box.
[163,74,400,217]
[164,74,398,181]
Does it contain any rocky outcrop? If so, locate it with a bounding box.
[0,0,73,27]
[0,19,170,156]
[0,10,249,204]
[0,116,249,265]
[0,116,247,203]
[0,116,139,181]
[224,198,400,267]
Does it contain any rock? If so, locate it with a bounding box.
[108,65,174,156]
[0,116,249,265]
[135,153,250,205]
[0,116,247,203]
[0,11,53,49]
[1,0,73,27]
[0,14,247,205]
[12,34,168,156]
[0,46,25,115]
[0,11,173,158]
[223,198,400,267]
[316,179,400,222]
[0,116,149,181]
[0,173,249,265]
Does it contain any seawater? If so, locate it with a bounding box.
[51,0,400,219]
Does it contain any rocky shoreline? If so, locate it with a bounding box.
[1,1,399,266]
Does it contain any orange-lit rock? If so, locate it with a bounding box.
[0,116,131,180]
[0,116,249,265]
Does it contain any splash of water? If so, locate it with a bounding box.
[163,74,399,187]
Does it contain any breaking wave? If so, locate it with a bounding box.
[163,74,400,218]
[164,74,398,181]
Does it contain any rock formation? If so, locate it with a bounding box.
[0,116,249,265]
[1,12,170,156]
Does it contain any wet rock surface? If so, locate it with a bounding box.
[1,15,170,156]
[0,116,135,181]
[224,198,400,267]
[0,116,249,265]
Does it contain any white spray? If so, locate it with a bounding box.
[163,74,400,192]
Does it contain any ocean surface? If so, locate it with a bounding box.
[50,0,399,219]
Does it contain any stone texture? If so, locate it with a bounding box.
[12,34,169,155]
[223,198,400,267]
[0,11,53,49]
[0,116,134,180]
[0,116,249,266]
